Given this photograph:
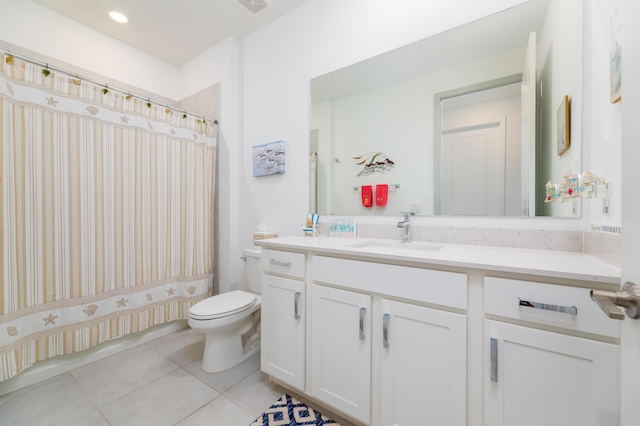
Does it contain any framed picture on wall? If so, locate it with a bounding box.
[253,140,285,177]
[557,95,570,156]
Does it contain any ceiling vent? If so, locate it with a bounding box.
[235,0,272,15]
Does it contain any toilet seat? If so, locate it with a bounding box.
[189,290,257,320]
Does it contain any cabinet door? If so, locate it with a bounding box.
[311,284,372,424]
[381,299,467,426]
[485,320,620,426]
[261,274,305,390]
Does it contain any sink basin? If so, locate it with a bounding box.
[349,240,441,252]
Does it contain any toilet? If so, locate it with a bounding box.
[188,248,262,373]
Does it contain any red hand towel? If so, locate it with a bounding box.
[376,184,389,206]
[361,185,373,208]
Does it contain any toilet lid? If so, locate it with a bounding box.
[189,290,257,320]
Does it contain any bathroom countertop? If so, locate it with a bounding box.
[256,236,621,285]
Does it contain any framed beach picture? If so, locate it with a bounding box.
[557,95,570,156]
[253,140,285,177]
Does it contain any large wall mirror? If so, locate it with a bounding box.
[310,0,583,218]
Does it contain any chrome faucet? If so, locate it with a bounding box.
[397,212,411,243]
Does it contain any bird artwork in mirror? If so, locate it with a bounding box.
[354,152,395,176]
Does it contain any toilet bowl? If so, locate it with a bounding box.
[188,248,262,373]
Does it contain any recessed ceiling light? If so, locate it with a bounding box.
[106,8,129,24]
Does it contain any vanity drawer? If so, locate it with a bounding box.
[261,249,306,279]
[312,256,467,310]
[484,277,620,338]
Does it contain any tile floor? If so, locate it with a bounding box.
[0,327,288,426]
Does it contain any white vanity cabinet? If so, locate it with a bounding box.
[310,284,372,424]
[380,298,467,426]
[258,237,622,426]
[311,255,468,425]
[484,277,621,426]
[260,249,306,391]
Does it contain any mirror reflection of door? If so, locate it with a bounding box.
[439,83,522,216]
[441,120,506,215]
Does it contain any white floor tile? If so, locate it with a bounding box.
[185,352,260,392]
[71,344,180,408]
[0,373,108,426]
[100,368,219,426]
[148,327,205,367]
[0,329,291,426]
[177,395,257,426]
[224,370,286,417]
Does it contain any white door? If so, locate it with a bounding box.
[620,1,640,423]
[380,299,467,426]
[441,118,506,215]
[310,284,371,424]
[521,32,537,217]
[485,320,620,426]
[260,274,305,390]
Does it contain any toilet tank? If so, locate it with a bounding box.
[243,248,262,293]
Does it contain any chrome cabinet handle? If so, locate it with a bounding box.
[382,313,390,349]
[269,259,291,268]
[359,307,366,341]
[490,338,498,383]
[591,282,640,320]
[518,298,577,315]
[294,291,301,320]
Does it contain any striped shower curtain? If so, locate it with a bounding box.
[0,54,216,381]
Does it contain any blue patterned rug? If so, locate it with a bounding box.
[250,394,341,426]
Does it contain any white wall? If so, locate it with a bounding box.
[586,0,622,227]
[179,38,244,293]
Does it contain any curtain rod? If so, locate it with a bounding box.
[0,48,218,125]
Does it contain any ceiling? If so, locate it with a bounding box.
[32,0,310,66]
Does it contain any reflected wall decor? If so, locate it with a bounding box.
[610,3,622,103]
[557,95,570,156]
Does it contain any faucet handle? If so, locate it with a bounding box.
[399,211,411,221]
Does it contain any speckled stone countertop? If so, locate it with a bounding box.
[256,236,621,285]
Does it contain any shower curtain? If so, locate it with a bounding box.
[0,54,216,381]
